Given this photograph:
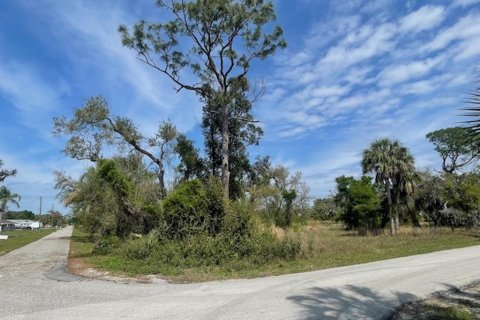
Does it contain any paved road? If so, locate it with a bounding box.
[0,227,479,320]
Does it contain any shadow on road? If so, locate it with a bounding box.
[44,236,71,240]
[391,283,480,319]
[288,285,417,319]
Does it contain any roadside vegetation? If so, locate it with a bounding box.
[70,223,479,281]
[45,0,480,281]
[0,229,56,256]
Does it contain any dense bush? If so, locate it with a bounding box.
[60,157,159,238]
[311,198,339,221]
[205,176,227,235]
[68,157,304,271]
[222,200,255,240]
[109,196,301,269]
[161,178,230,239]
[122,237,156,260]
[94,235,121,254]
[162,179,209,240]
[335,176,382,234]
[354,204,382,235]
[114,230,300,269]
[415,172,480,229]
[140,203,163,234]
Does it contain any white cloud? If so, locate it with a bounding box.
[331,89,391,115]
[451,0,480,8]
[311,85,351,98]
[0,57,66,131]
[318,22,396,71]
[399,5,446,33]
[378,55,445,86]
[30,0,201,135]
[276,126,308,139]
[453,38,480,61]
[256,0,480,198]
[303,15,362,52]
[423,13,480,52]
[401,80,438,95]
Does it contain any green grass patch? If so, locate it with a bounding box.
[70,222,480,282]
[0,229,56,255]
[392,286,480,320]
[417,305,475,320]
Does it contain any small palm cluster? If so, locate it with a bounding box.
[0,186,21,221]
[0,159,20,222]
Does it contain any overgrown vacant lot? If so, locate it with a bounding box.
[69,222,480,282]
[0,229,56,256]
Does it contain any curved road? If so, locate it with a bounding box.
[0,227,479,319]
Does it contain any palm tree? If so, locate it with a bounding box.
[0,186,21,221]
[462,70,480,144]
[361,139,417,235]
[0,159,17,182]
[392,162,419,230]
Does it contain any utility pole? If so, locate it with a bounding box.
[39,196,42,215]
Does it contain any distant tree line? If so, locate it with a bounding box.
[312,126,480,235]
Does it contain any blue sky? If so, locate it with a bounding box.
[1,0,480,213]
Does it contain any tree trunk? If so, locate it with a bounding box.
[394,210,400,232]
[391,186,400,234]
[221,104,230,198]
[386,181,396,236]
[158,168,166,199]
[209,115,217,176]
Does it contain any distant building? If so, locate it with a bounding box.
[0,220,15,232]
[8,220,43,230]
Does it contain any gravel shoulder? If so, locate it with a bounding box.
[1,227,480,319]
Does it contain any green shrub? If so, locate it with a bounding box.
[354,204,382,236]
[140,231,300,268]
[94,235,121,254]
[222,200,255,240]
[162,179,209,240]
[335,176,382,234]
[114,226,300,269]
[122,238,155,260]
[141,203,163,234]
[205,176,226,235]
[253,232,301,263]
[111,191,301,270]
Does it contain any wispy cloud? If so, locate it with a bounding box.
[259,1,480,196]
[24,0,201,134]
[423,12,480,53]
[0,55,66,132]
[399,5,446,33]
[451,0,480,8]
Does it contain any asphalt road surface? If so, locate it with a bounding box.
[0,227,479,319]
